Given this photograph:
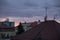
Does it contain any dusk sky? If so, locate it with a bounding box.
[0,0,60,26]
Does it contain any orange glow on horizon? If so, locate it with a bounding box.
[0,17,60,27]
[15,22,19,27]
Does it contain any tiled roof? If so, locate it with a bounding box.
[11,20,60,40]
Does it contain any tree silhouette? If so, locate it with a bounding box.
[16,22,24,35]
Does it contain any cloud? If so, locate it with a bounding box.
[24,2,39,7]
[47,0,60,7]
[0,0,60,17]
[24,0,46,7]
[24,0,39,7]
[0,0,8,6]
[53,0,60,7]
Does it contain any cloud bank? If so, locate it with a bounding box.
[0,0,60,17]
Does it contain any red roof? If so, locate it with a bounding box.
[0,23,15,32]
[0,23,14,28]
[11,20,60,40]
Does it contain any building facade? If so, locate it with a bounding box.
[0,19,16,40]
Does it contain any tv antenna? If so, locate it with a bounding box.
[44,1,48,22]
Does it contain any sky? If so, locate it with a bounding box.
[0,0,60,17]
[0,0,60,26]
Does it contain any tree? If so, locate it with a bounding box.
[16,22,24,35]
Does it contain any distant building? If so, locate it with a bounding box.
[22,22,32,31]
[0,18,16,40]
[0,23,16,40]
[0,18,14,27]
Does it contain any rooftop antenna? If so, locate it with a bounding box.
[44,0,48,21]
[44,7,48,22]
[44,1,48,22]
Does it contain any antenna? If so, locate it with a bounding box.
[44,1,48,22]
[44,6,48,22]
